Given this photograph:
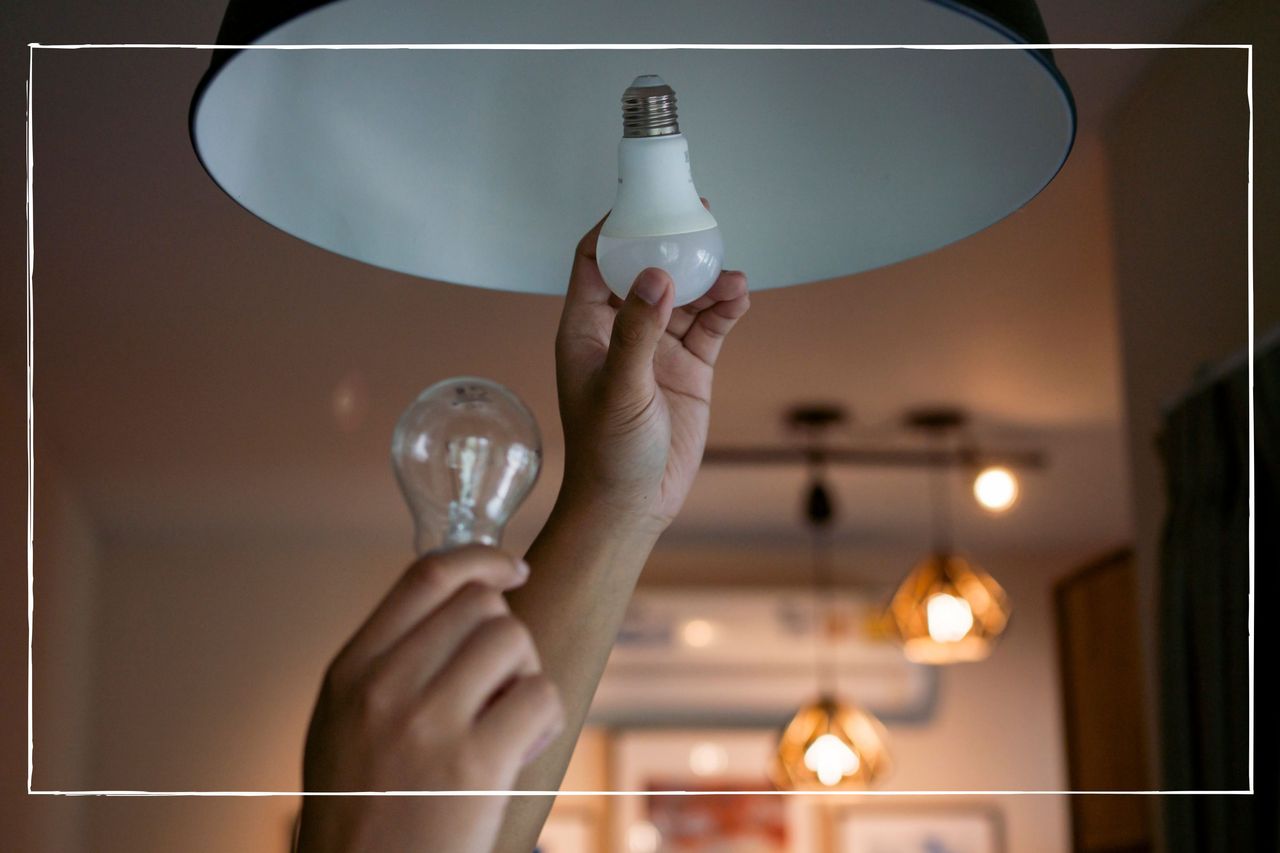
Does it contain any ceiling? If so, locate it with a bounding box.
[3,1,1221,580]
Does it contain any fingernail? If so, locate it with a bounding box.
[514,559,530,579]
[632,269,667,305]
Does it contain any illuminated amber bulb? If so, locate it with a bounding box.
[772,696,891,790]
[973,466,1019,512]
[804,733,861,785]
[925,592,974,643]
[889,553,1011,664]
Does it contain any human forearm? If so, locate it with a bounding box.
[492,494,663,852]
[488,210,748,851]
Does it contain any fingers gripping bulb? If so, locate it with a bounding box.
[391,378,541,554]
[598,75,724,306]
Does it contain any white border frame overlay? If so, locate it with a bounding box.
[25,42,1254,798]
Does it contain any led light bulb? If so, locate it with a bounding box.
[925,592,975,644]
[598,75,723,307]
[391,377,541,554]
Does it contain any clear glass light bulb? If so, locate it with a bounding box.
[598,75,723,307]
[973,465,1020,512]
[804,733,861,787]
[391,377,541,554]
[925,592,975,644]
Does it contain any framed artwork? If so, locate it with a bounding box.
[645,781,788,852]
[611,729,818,853]
[832,805,1005,853]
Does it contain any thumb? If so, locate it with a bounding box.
[602,267,674,391]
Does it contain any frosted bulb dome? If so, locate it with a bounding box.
[598,228,723,306]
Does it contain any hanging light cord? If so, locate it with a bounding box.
[928,431,954,556]
[811,517,837,700]
[804,443,838,702]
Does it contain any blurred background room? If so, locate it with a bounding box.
[2,0,1275,851]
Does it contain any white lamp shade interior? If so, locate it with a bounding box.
[191,0,1075,294]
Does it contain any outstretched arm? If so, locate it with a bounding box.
[495,208,750,851]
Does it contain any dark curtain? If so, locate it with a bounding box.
[1160,332,1279,852]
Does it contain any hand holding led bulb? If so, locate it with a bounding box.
[552,205,749,531]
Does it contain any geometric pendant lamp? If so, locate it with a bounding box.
[888,408,1012,664]
[771,411,892,789]
[773,694,893,790]
[888,552,1012,664]
[190,0,1074,295]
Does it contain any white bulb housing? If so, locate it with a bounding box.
[598,76,723,306]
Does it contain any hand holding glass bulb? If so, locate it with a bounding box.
[294,378,558,853]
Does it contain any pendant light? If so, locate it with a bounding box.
[771,409,892,790]
[888,409,1012,664]
[189,0,1074,296]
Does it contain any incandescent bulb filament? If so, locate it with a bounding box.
[391,378,541,554]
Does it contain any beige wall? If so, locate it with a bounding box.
[1,368,99,851]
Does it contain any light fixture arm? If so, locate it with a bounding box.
[704,444,1044,471]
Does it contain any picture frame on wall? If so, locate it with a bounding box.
[831,804,1006,853]
[610,729,819,853]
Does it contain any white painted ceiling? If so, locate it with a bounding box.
[2,1,1223,582]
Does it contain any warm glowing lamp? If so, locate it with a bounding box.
[889,553,1011,664]
[771,695,892,790]
[973,465,1020,512]
[889,408,1013,664]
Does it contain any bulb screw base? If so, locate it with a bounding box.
[622,75,679,138]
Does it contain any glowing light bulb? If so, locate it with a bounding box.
[803,733,861,787]
[973,465,1019,512]
[679,618,717,648]
[391,377,541,554]
[925,592,975,643]
[598,75,723,307]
